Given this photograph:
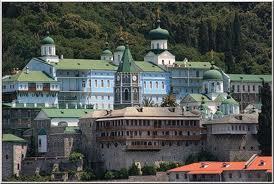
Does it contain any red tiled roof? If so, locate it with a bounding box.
[167,156,272,175]
[245,156,272,171]
[188,170,223,174]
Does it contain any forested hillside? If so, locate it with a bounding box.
[2,2,272,75]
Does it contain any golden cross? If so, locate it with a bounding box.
[156,7,160,19]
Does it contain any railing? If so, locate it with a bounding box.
[125,145,161,151]
[97,126,201,131]
[96,135,202,141]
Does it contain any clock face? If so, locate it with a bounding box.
[132,75,137,81]
[117,75,120,81]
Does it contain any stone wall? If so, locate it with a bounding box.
[2,142,27,180]
[206,133,260,161]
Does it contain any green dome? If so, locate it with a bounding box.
[41,36,54,45]
[149,20,169,40]
[102,49,113,56]
[115,45,125,52]
[203,69,223,80]
[222,98,239,105]
[38,128,47,135]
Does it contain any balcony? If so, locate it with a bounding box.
[96,135,202,142]
[125,145,161,151]
[97,126,201,131]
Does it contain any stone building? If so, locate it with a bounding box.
[203,113,260,161]
[79,107,205,171]
[33,109,92,156]
[229,74,272,111]
[2,134,28,180]
[167,154,272,182]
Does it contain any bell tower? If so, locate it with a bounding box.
[114,42,142,109]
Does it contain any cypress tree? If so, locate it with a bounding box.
[257,82,272,156]
[233,12,241,62]
[198,21,209,55]
[215,22,225,52]
[208,20,216,51]
[224,23,235,73]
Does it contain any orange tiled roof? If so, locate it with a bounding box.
[245,156,272,171]
[168,156,272,174]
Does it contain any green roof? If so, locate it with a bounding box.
[174,61,218,69]
[135,61,166,72]
[53,59,117,71]
[186,94,211,102]
[117,45,142,73]
[2,134,27,143]
[102,49,113,56]
[115,45,125,52]
[41,36,54,45]
[38,128,47,135]
[214,94,226,102]
[42,108,93,118]
[64,126,81,134]
[222,97,239,105]
[149,21,170,40]
[3,70,55,82]
[228,74,272,83]
[203,69,223,80]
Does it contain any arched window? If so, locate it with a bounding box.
[107,80,110,88]
[144,81,146,88]
[156,82,158,88]
[150,81,152,88]
[133,88,138,100]
[49,47,52,55]
[157,43,160,49]
[162,82,164,89]
[125,89,129,100]
[95,80,98,88]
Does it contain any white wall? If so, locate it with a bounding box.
[151,40,168,50]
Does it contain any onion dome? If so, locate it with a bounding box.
[115,37,126,52]
[101,42,113,56]
[149,20,170,40]
[221,95,239,105]
[41,31,54,45]
[203,63,223,81]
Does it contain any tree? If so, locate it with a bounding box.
[104,171,115,180]
[232,12,241,61]
[257,81,272,155]
[185,150,218,165]
[141,165,156,175]
[142,97,155,107]
[161,93,177,107]
[198,20,209,55]
[128,163,140,176]
[208,19,216,50]
[215,22,226,52]
[80,170,96,181]
[69,151,84,163]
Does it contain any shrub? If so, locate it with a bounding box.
[141,165,156,175]
[185,150,218,165]
[118,168,129,179]
[157,162,179,172]
[69,151,84,163]
[128,163,140,176]
[80,171,96,181]
[104,171,115,180]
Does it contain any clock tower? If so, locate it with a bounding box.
[114,43,142,109]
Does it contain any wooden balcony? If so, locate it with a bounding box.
[97,126,201,131]
[125,145,161,151]
[96,135,202,142]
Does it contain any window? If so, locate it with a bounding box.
[243,85,245,91]
[156,82,158,88]
[17,163,20,170]
[157,43,159,49]
[229,173,232,178]
[101,80,104,87]
[196,71,199,77]
[184,174,187,179]
[107,80,110,88]
[150,81,152,88]
[176,174,179,179]
[95,80,98,88]
[49,47,52,55]
[38,139,41,147]
[237,85,240,92]
[162,82,164,89]
[248,85,250,92]
[144,81,146,88]
[169,60,171,65]
[82,81,85,88]
[108,96,110,100]
[152,43,154,49]
[89,80,91,88]
[162,60,164,65]
[253,85,255,91]
[6,155,8,159]
[232,85,235,91]
[125,89,129,101]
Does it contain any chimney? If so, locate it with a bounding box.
[26,67,29,74]
[60,55,63,60]
[259,160,265,166]
[200,162,207,168]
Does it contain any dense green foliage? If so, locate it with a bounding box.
[257,82,272,156]
[6,175,51,181]
[69,151,84,162]
[128,163,141,176]
[156,162,183,172]
[141,165,157,175]
[185,150,218,165]
[80,170,96,181]
[2,2,271,75]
